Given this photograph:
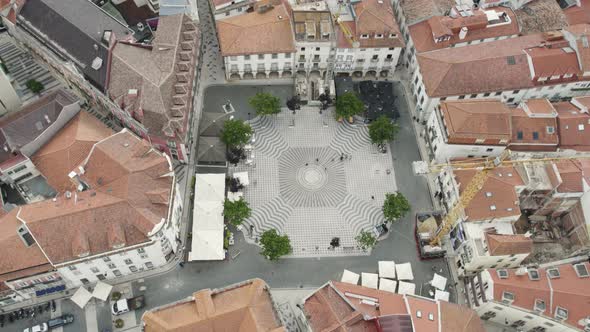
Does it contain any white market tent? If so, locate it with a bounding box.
[233,172,250,186]
[341,270,360,285]
[435,289,450,302]
[396,263,414,280]
[361,273,379,289]
[189,174,226,261]
[378,278,397,293]
[70,287,92,309]
[431,273,447,291]
[92,281,113,301]
[397,281,416,295]
[378,261,396,279]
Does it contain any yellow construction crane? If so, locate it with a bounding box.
[332,3,358,47]
[414,150,590,247]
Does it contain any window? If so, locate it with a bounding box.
[555,306,568,320]
[475,138,485,144]
[360,34,369,39]
[580,124,585,131]
[68,266,77,271]
[129,265,138,273]
[107,263,116,269]
[486,148,493,152]
[470,94,477,98]
[230,56,237,61]
[145,262,154,269]
[124,259,133,265]
[389,33,397,38]
[90,267,99,273]
[486,192,493,197]
[113,270,122,277]
[103,257,111,262]
[502,291,514,303]
[258,54,264,60]
[546,126,555,134]
[137,248,146,254]
[574,263,589,277]
[490,205,497,211]
[483,93,490,97]
[244,55,250,60]
[458,95,465,99]
[97,274,106,281]
[513,90,520,94]
[80,278,90,285]
[285,53,291,58]
[375,33,383,38]
[528,269,540,280]
[517,131,523,140]
[534,299,546,312]
[271,53,278,59]
[532,132,539,140]
[507,98,515,103]
[497,269,509,279]
[440,97,446,101]
[495,92,502,96]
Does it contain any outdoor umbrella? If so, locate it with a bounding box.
[197,136,227,164]
[199,112,228,137]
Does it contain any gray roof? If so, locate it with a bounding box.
[0,89,78,165]
[18,0,133,92]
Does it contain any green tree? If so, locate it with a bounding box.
[355,230,377,250]
[25,79,44,94]
[223,198,251,226]
[221,119,253,148]
[383,192,411,222]
[249,92,281,116]
[259,229,292,261]
[369,115,399,146]
[335,92,364,121]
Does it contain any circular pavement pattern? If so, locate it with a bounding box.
[278,147,347,207]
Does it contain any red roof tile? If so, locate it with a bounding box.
[525,46,580,78]
[564,0,590,25]
[440,99,511,143]
[509,107,558,147]
[485,233,533,256]
[555,101,590,150]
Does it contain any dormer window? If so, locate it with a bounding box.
[555,307,568,320]
[360,34,369,39]
[534,299,546,312]
[375,33,383,39]
[389,33,397,38]
[502,291,514,303]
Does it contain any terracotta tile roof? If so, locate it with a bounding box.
[515,0,568,34]
[488,262,590,328]
[0,209,51,277]
[525,46,581,78]
[522,99,558,116]
[143,279,286,332]
[564,24,590,73]
[564,0,590,25]
[109,14,199,138]
[305,281,484,332]
[439,301,485,332]
[398,0,455,26]
[485,233,533,256]
[509,107,558,147]
[454,167,523,221]
[417,33,545,97]
[217,4,296,56]
[555,101,590,150]
[353,0,403,46]
[440,99,511,142]
[15,130,173,263]
[409,7,519,53]
[32,112,113,192]
[548,159,590,193]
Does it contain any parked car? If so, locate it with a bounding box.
[23,323,48,332]
[47,314,74,329]
[111,295,145,315]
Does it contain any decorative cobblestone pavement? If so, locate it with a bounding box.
[231,107,398,257]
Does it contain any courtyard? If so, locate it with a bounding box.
[231,107,398,257]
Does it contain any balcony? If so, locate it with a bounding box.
[384,57,394,62]
[312,56,321,62]
[370,58,379,63]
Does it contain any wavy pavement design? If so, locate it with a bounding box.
[329,121,371,155]
[336,194,385,235]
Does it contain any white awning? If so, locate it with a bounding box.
[361,272,378,289]
[431,273,447,291]
[378,278,397,294]
[396,262,414,281]
[378,261,396,279]
[92,281,113,301]
[70,287,92,309]
[341,269,360,285]
[397,281,416,295]
[227,191,244,202]
[233,172,250,186]
[189,174,226,261]
[435,289,450,302]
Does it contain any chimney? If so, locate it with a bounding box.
[459,27,468,40]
